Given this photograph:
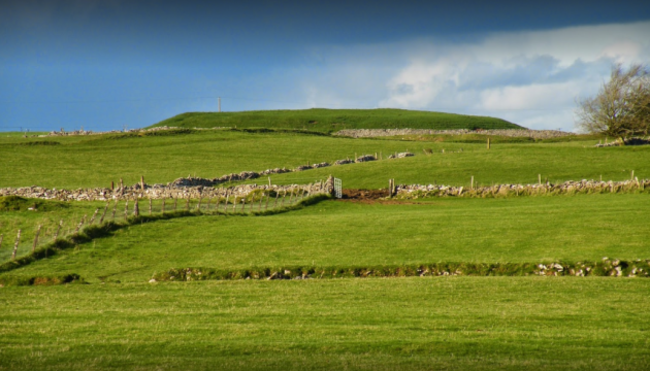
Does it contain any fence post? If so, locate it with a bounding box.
[232,197,237,214]
[32,225,42,252]
[241,198,246,213]
[12,229,21,260]
[111,200,118,220]
[185,196,190,211]
[120,178,124,196]
[289,188,295,204]
[134,198,139,217]
[265,192,271,211]
[54,220,63,240]
[631,170,634,180]
[258,194,263,212]
[471,176,474,190]
[268,177,271,187]
[173,196,178,211]
[224,192,230,213]
[149,198,153,215]
[124,200,129,221]
[215,194,221,213]
[89,208,99,225]
[75,216,85,233]
[99,202,109,224]
[197,196,202,211]
[487,137,491,150]
[141,176,145,191]
[273,191,279,209]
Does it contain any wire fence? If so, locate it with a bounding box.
[0,187,326,265]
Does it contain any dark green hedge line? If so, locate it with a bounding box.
[0,273,82,287]
[152,259,650,282]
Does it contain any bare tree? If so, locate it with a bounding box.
[576,64,650,137]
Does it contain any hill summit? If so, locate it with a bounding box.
[149,108,523,133]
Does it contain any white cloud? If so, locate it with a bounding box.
[298,21,650,130]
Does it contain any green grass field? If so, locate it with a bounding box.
[150,108,522,133]
[0,129,644,189]
[2,194,648,283]
[1,110,649,370]
[1,278,649,370]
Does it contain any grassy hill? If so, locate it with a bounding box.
[0,129,641,190]
[148,108,523,132]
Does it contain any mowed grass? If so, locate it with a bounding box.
[1,278,649,371]
[4,194,648,283]
[150,108,521,133]
[0,129,647,189]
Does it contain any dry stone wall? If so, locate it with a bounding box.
[334,128,573,139]
[395,179,649,199]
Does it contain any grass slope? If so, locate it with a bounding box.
[4,194,648,283]
[1,278,649,371]
[0,130,644,189]
[149,108,522,132]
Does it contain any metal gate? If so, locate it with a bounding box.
[334,178,342,199]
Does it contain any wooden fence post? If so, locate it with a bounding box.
[99,202,109,224]
[273,191,279,209]
[89,208,100,225]
[12,229,21,260]
[149,198,153,215]
[215,194,221,213]
[232,197,237,213]
[119,178,124,195]
[281,191,286,208]
[268,177,272,187]
[289,188,295,204]
[538,174,542,185]
[54,220,63,240]
[265,192,271,211]
[471,176,474,190]
[140,176,145,191]
[124,200,129,221]
[32,225,42,252]
[631,170,634,180]
[185,196,190,211]
[161,198,166,214]
[173,196,178,211]
[75,216,85,233]
[241,198,246,213]
[133,198,139,217]
[258,194,264,212]
[224,192,230,213]
[487,138,491,149]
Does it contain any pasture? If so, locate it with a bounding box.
[1,110,649,370]
[0,128,646,190]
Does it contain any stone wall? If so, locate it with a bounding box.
[333,128,573,139]
[0,179,335,202]
[395,179,649,199]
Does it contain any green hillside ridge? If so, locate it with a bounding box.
[149,108,522,132]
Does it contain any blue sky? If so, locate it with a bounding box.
[1,0,649,132]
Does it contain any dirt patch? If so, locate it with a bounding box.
[342,189,389,200]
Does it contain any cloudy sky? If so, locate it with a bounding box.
[1,0,649,132]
